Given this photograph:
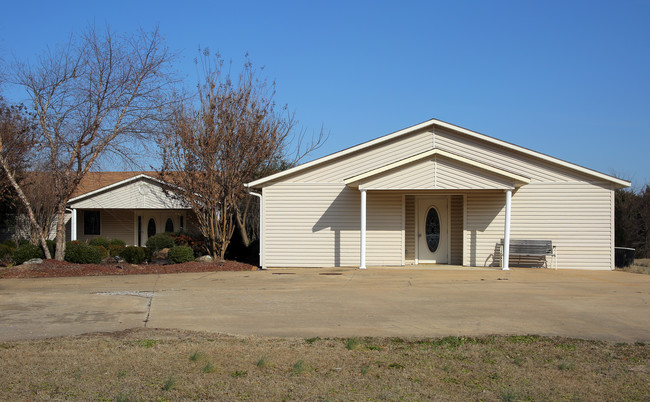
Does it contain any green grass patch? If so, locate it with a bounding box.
[136,339,159,348]
[256,355,268,368]
[290,360,309,376]
[345,337,360,350]
[162,376,175,391]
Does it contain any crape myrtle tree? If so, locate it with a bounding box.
[12,25,175,260]
[158,50,323,261]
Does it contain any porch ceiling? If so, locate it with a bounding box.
[344,149,530,191]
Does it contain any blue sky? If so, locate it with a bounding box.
[1,1,648,187]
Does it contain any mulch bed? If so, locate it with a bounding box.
[0,259,257,279]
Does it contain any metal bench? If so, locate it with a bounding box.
[499,239,557,269]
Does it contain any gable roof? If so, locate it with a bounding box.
[246,118,631,189]
[344,149,531,189]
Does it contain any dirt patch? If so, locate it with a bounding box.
[0,259,256,279]
[0,328,647,400]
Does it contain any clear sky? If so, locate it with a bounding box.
[1,1,648,187]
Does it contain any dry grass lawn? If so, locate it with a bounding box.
[621,258,650,275]
[0,329,647,401]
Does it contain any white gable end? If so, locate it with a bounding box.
[68,178,189,210]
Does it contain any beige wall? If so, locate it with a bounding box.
[76,209,134,244]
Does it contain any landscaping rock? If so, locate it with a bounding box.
[196,255,213,263]
[153,248,169,260]
[23,258,43,265]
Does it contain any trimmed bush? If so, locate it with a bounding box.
[109,238,126,247]
[146,233,175,252]
[120,246,146,264]
[3,239,16,248]
[171,231,205,257]
[89,237,110,249]
[65,242,102,264]
[12,244,44,265]
[167,246,194,264]
[109,244,125,257]
[18,239,30,247]
[0,244,13,262]
[93,245,109,260]
[143,247,153,262]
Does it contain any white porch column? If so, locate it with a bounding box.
[360,189,367,269]
[71,208,78,241]
[502,189,512,270]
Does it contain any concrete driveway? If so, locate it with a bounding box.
[1,268,648,342]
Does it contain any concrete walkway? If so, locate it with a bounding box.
[1,268,648,342]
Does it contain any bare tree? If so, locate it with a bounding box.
[12,25,175,260]
[159,51,322,260]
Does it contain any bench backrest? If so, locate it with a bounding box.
[500,239,553,255]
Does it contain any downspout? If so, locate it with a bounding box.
[246,185,265,269]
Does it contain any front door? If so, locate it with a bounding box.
[417,196,449,263]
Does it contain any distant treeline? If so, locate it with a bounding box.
[616,185,650,258]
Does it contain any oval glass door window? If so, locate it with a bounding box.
[165,218,174,233]
[425,207,441,252]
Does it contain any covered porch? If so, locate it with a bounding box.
[344,149,530,270]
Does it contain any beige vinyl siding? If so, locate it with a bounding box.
[366,192,403,266]
[434,127,594,183]
[263,184,403,267]
[286,129,433,183]
[358,156,514,190]
[405,195,415,263]
[464,183,614,270]
[77,209,134,244]
[70,179,189,210]
[450,195,463,265]
[464,191,506,267]
[264,183,361,267]
[509,182,613,270]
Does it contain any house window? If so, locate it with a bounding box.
[147,218,156,238]
[84,211,101,235]
[165,218,174,233]
[180,216,184,231]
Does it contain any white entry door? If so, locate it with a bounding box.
[417,197,449,263]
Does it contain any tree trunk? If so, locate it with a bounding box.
[0,156,52,259]
[235,207,250,247]
[54,205,68,261]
